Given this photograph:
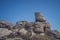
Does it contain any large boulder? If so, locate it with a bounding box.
[25,22,34,30]
[43,22,50,32]
[34,22,45,33]
[15,21,27,29]
[45,30,60,40]
[19,28,28,35]
[35,12,46,22]
[34,22,50,34]
[0,20,13,30]
[0,28,12,40]
[51,30,60,39]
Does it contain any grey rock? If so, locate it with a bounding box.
[35,12,46,22]
[34,22,50,33]
[0,20,13,30]
[45,30,60,40]
[15,21,27,29]
[0,28,12,40]
[25,22,34,30]
[0,12,60,40]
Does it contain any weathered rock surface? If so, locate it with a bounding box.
[0,20,13,30]
[0,28,12,40]
[35,12,46,22]
[0,12,60,40]
[45,30,60,40]
[15,21,27,29]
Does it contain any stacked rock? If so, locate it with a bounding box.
[15,12,51,36]
[34,12,50,34]
[35,12,46,22]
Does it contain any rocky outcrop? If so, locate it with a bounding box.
[34,12,50,34]
[0,28,12,40]
[34,22,44,33]
[51,30,60,39]
[45,30,60,40]
[15,21,27,29]
[0,20,13,40]
[0,20,13,30]
[0,12,60,40]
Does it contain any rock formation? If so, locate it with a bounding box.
[34,12,50,34]
[35,12,46,22]
[0,20,13,30]
[0,12,60,40]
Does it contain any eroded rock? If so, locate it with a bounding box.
[35,12,46,22]
[0,20,13,30]
[0,12,60,40]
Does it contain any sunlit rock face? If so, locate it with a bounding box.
[34,22,45,33]
[0,12,60,40]
[15,21,27,29]
[15,12,50,35]
[0,28,12,36]
[34,12,50,34]
[0,20,13,30]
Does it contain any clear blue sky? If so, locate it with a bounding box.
[0,0,60,31]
